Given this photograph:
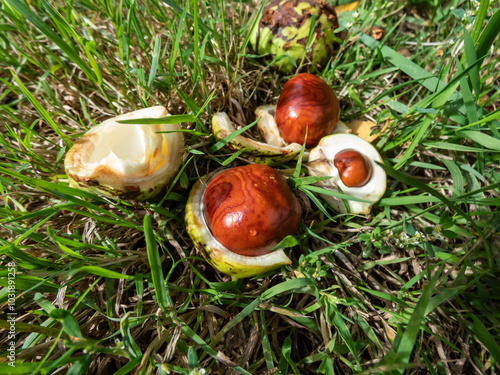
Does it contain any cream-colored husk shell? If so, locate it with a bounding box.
[213,112,302,156]
[65,106,183,199]
[308,134,386,214]
[185,174,292,279]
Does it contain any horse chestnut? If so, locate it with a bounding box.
[307,134,387,214]
[202,164,302,256]
[275,73,339,148]
[334,149,373,187]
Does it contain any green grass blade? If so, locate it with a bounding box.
[143,214,170,311]
[169,4,187,82]
[470,0,492,42]
[293,134,308,179]
[463,29,480,98]
[83,41,102,86]
[76,266,134,281]
[118,114,197,124]
[379,196,441,206]
[6,0,98,83]
[282,335,300,373]
[261,278,315,300]
[209,118,258,153]
[456,130,500,151]
[49,309,83,339]
[112,357,143,375]
[66,354,92,375]
[441,159,464,197]
[298,185,335,221]
[191,0,200,83]
[260,310,275,370]
[120,312,142,358]
[0,359,78,374]
[468,315,500,364]
[422,141,488,153]
[10,71,70,146]
[300,185,371,203]
[476,7,500,59]
[147,36,161,89]
[457,58,479,124]
[11,213,55,246]
[239,0,266,57]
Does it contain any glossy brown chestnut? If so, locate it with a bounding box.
[334,149,373,187]
[275,73,339,148]
[202,164,302,256]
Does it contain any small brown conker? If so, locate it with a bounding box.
[202,164,302,256]
[334,149,373,187]
[275,73,339,148]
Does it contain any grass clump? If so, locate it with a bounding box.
[1,0,500,374]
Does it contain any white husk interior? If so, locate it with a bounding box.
[85,122,147,174]
[255,105,288,147]
[308,134,386,214]
[65,106,183,193]
[212,112,302,154]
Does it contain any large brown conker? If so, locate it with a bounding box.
[334,149,373,187]
[202,164,302,256]
[275,73,339,148]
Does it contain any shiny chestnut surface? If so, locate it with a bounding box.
[334,149,373,187]
[202,164,302,256]
[275,73,339,148]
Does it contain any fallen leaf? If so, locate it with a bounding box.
[335,1,360,14]
[346,119,388,143]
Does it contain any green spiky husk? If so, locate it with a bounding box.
[250,0,339,72]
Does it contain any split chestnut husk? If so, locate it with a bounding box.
[185,164,302,279]
[212,112,302,165]
[308,134,386,214]
[65,106,184,200]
